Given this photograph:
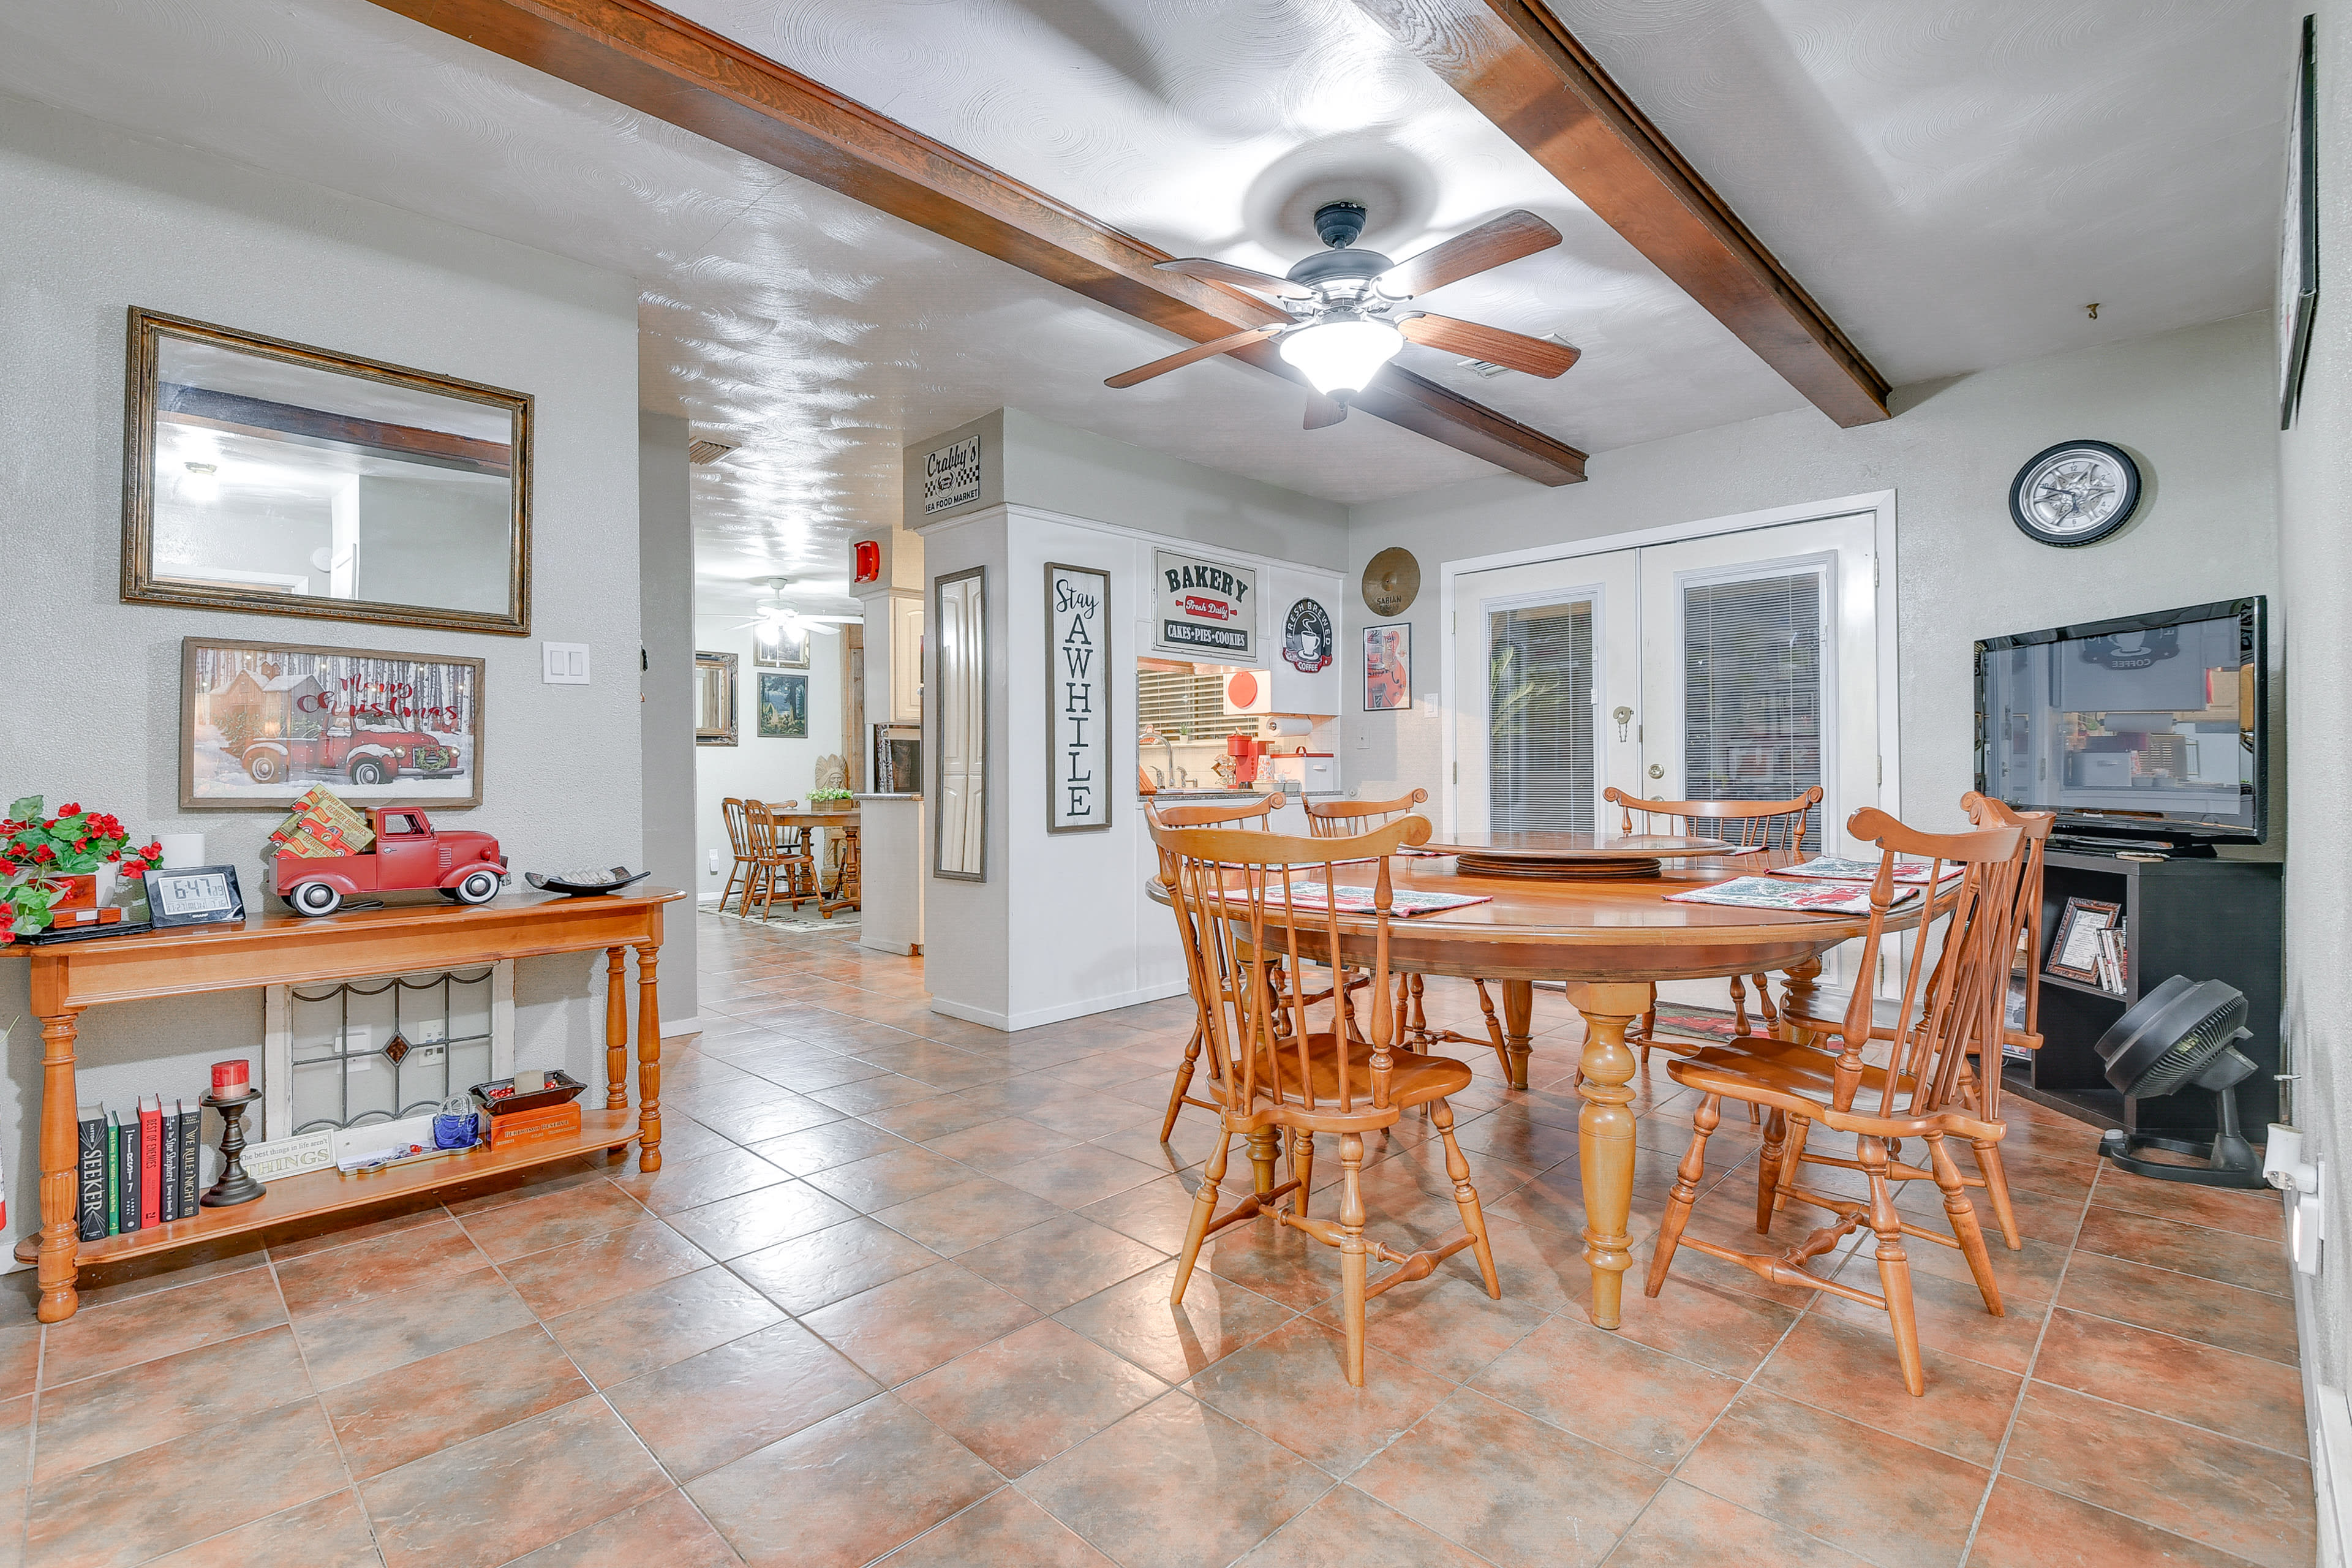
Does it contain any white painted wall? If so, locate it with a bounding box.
[0,92,643,1231]
[2280,2,2352,1531]
[1348,312,2285,846]
[690,611,846,906]
[639,412,698,1026]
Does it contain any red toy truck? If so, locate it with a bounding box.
[272,808,507,916]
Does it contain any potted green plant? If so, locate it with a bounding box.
[808,788,855,812]
[1,797,161,941]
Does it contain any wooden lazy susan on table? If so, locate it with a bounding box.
[1419,830,1762,881]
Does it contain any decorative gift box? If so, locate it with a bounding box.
[268,786,375,859]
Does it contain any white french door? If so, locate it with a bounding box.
[1451,511,1888,989]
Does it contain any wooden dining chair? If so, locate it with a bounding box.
[1643,807,2026,1395]
[718,797,756,914]
[1154,812,1500,1387]
[1304,790,1511,1082]
[1602,785,1824,1060]
[742,800,816,921]
[1145,791,1288,1140]
[1766,795,2051,1251]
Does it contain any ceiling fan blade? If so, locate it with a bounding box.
[1398,314,1580,379]
[1374,210,1561,300]
[1105,325,1284,389]
[1153,257,1316,301]
[1303,392,1348,430]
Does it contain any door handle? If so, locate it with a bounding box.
[1648,764,1665,780]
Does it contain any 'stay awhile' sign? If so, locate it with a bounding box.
[1046,563,1111,833]
[922,435,984,514]
[1151,548,1255,658]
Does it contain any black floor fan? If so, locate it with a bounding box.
[2093,975,2268,1188]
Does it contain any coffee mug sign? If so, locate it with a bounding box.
[1283,598,1333,673]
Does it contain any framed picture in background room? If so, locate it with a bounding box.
[1363,623,1411,710]
[753,619,811,669]
[758,673,809,738]
[179,636,485,810]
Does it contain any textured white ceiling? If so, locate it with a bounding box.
[0,0,2294,610]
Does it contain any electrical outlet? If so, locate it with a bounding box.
[411,1020,448,1047]
[709,850,722,873]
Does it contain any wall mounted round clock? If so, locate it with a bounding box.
[2008,440,2141,547]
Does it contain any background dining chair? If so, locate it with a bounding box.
[719,797,755,914]
[1602,785,1824,1058]
[1144,791,1288,1140]
[742,799,816,921]
[1304,789,1512,1081]
[1644,807,2025,1395]
[1154,811,1499,1387]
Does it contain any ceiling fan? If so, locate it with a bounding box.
[730,577,862,638]
[1106,203,1580,427]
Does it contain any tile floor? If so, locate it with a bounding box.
[0,911,2312,1567]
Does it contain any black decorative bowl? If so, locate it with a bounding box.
[470,1069,589,1117]
[525,866,652,896]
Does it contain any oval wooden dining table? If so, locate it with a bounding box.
[1148,846,1942,1331]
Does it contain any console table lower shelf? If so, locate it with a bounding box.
[10,1109,639,1270]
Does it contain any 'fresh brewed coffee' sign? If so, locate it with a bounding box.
[1152,549,1255,658]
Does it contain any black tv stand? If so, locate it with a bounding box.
[2003,851,2280,1138]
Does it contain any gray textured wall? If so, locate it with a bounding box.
[0,93,642,1232]
[2280,0,2351,1512]
[639,412,698,1026]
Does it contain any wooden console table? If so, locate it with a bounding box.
[5,888,684,1322]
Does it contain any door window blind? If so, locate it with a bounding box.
[1488,600,1595,832]
[1682,571,1824,850]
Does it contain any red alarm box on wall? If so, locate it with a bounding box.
[853,540,881,584]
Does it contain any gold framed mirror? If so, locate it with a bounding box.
[122,308,532,635]
[696,651,738,746]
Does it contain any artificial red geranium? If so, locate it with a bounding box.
[1,796,157,941]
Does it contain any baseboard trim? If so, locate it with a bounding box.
[2296,1261,2349,1566]
[660,1016,706,1038]
[928,981,1189,1035]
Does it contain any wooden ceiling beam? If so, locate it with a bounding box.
[370,0,1587,483]
[1351,0,1891,428]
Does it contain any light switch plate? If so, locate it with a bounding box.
[543,643,590,684]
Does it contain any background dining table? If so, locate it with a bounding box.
[1150,843,1941,1331]
[764,804,861,916]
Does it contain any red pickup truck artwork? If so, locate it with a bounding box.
[233,726,463,788]
[273,809,507,916]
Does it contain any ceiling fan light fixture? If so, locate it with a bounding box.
[1279,317,1404,398]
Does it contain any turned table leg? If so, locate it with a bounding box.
[1501,980,1534,1091]
[603,947,630,1114]
[37,1011,83,1323]
[635,943,663,1172]
[1779,957,1824,1044]
[1574,981,1649,1330]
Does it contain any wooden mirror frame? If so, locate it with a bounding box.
[122,307,533,635]
[695,652,738,747]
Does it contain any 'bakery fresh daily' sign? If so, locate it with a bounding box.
[921,435,984,514]
[1152,549,1256,658]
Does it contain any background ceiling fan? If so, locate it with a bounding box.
[729,576,862,638]
[1106,203,1580,428]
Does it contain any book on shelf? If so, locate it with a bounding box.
[104,1110,121,1237]
[116,1111,140,1234]
[2096,924,2130,996]
[138,1096,164,1230]
[75,1106,105,1242]
[159,1102,180,1224]
[178,1102,200,1217]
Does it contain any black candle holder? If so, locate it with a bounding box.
[199,1091,265,1207]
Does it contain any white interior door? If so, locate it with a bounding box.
[1452,551,1638,835]
[1632,514,1880,858]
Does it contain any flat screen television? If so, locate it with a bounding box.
[1974,597,2266,850]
